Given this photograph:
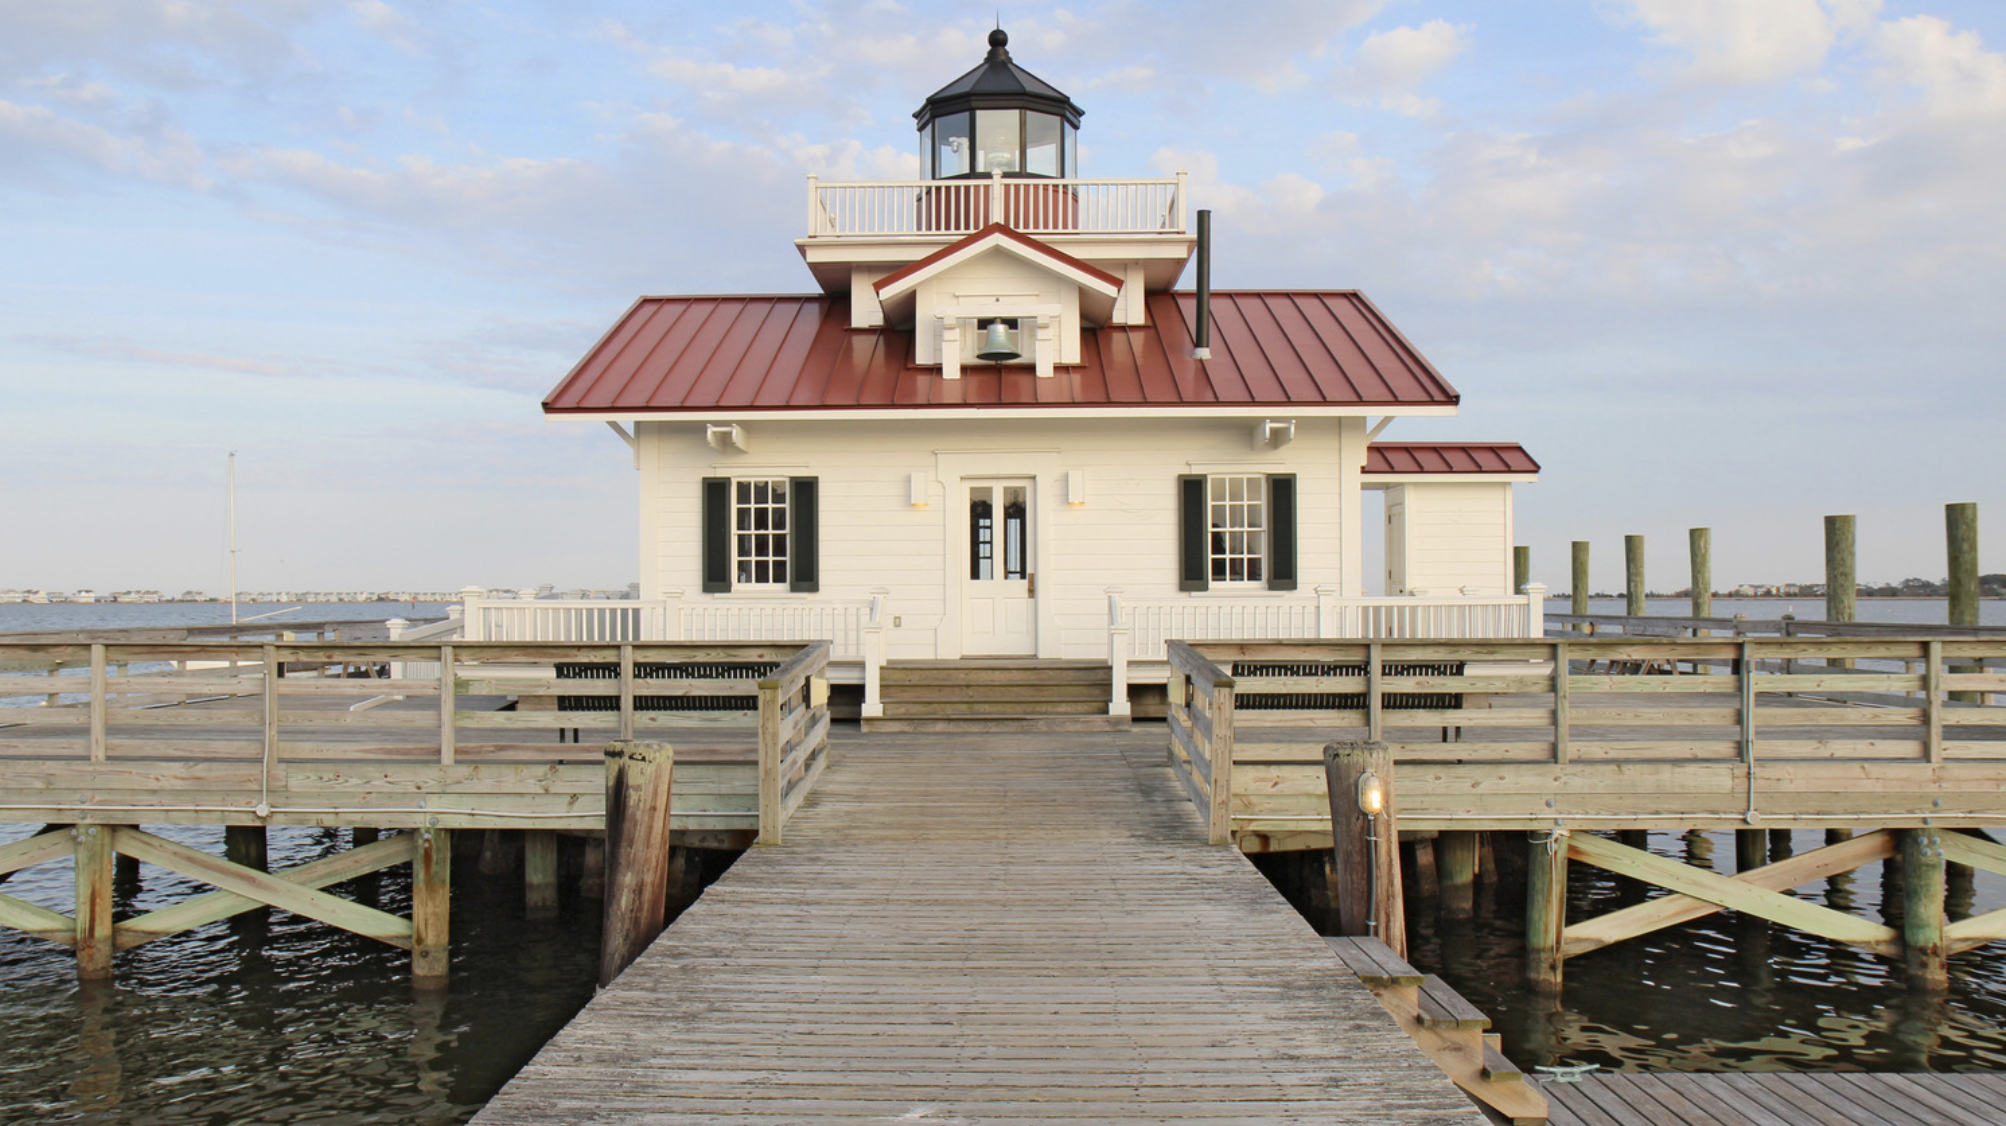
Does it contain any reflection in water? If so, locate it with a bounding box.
[1293,829,2006,1073]
[67,982,121,1115]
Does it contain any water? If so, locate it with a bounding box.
[0,603,602,1124]
[1263,829,2006,1075]
[0,825,603,1125]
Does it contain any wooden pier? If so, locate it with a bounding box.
[471,730,1492,1125]
[1544,1071,2006,1126]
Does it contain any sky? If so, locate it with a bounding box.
[2,0,2002,596]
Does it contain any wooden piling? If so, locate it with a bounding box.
[1768,828,1794,861]
[1689,528,1711,618]
[353,827,379,847]
[1526,830,1567,992]
[74,824,115,981]
[1625,534,1645,617]
[524,830,559,919]
[1571,541,1590,620]
[224,825,267,872]
[479,828,513,876]
[1409,838,1439,899]
[602,740,675,987]
[1438,830,1478,919]
[1736,830,1766,873]
[412,827,451,982]
[1514,545,1530,594]
[1826,514,1856,624]
[1948,503,1980,704]
[1900,828,1948,991]
[1322,741,1404,957]
[579,836,605,898]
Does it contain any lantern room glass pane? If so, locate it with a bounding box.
[976,110,1020,173]
[1064,124,1077,178]
[934,112,971,177]
[1025,112,1061,176]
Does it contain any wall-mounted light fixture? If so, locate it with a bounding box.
[1357,771,1386,816]
[705,423,750,453]
[908,472,928,507]
[1066,468,1087,506]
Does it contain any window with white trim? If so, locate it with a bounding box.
[733,478,790,587]
[1208,474,1266,584]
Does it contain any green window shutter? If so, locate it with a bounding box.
[789,477,820,593]
[1267,474,1297,591]
[701,477,730,593]
[1179,474,1209,592]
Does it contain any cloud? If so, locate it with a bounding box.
[1615,0,1874,85]
[0,98,213,189]
[1339,20,1471,114]
[1871,15,2006,119]
[20,332,303,378]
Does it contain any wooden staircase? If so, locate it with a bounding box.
[865,659,1128,732]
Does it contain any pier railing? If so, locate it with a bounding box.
[0,639,833,838]
[1165,641,1234,845]
[1120,588,1543,660]
[1150,637,2006,851]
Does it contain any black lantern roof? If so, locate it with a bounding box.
[914,29,1083,130]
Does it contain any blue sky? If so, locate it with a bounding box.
[3,0,2002,595]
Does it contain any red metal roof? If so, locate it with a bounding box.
[543,291,1459,414]
[1364,443,1539,475]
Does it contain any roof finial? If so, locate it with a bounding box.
[987,26,1010,61]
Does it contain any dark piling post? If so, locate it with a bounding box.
[1514,546,1531,595]
[1438,831,1478,918]
[1736,829,1767,874]
[1901,828,1949,991]
[1526,830,1567,992]
[1625,535,1646,618]
[1323,740,1404,957]
[225,825,268,871]
[579,837,605,898]
[601,740,675,987]
[524,830,559,919]
[1571,542,1591,622]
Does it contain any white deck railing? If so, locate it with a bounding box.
[1114,585,1548,661]
[805,171,1187,238]
[459,595,873,658]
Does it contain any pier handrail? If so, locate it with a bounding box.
[757,640,833,845]
[1165,640,1234,845]
[1194,636,2006,851]
[0,639,833,837]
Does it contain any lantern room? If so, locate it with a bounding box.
[916,29,1082,179]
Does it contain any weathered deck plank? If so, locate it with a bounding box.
[1545,1072,2006,1126]
[472,730,1484,1124]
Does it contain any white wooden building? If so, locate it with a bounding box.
[490,30,1542,718]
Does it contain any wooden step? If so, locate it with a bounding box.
[879,686,1111,703]
[880,667,1111,687]
[881,699,1109,716]
[861,714,1132,733]
[1480,1039,1523,1083]
[1416,975,1490,1031]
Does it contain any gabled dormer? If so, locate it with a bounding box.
[796,29,1194,346]
[867,224,1121,379]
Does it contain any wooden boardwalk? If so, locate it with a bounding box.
[1544,1071,2006,1125]
[473,730,1484,1124]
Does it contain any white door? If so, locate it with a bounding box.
[1385,496,1408,595]
[963,479,1036,656]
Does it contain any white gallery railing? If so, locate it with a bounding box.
[805,171,1187,238]
[1112,586,1548,662]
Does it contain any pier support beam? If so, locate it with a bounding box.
[1736,830,1766,874]
[1901,828,1948,991]
[1438,831,1478,918]
[1948,503,1980,704]
[1323,741,1404,957]
[1570,542,1590,622]
[602,740,675,986]
[579,836,605,899]
[1624,535,1645,618]
[412,827,451,983]
[74,824,115,981]
[524,830,559,919]
[1526,830,1567,992]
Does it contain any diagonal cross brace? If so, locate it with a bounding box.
[1564,831,1899,958]
[1941,831,2006,956]
[0,830,89,948]
[1562,830,1896,959]
[116,831,417,951]
[113,827,414,950]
